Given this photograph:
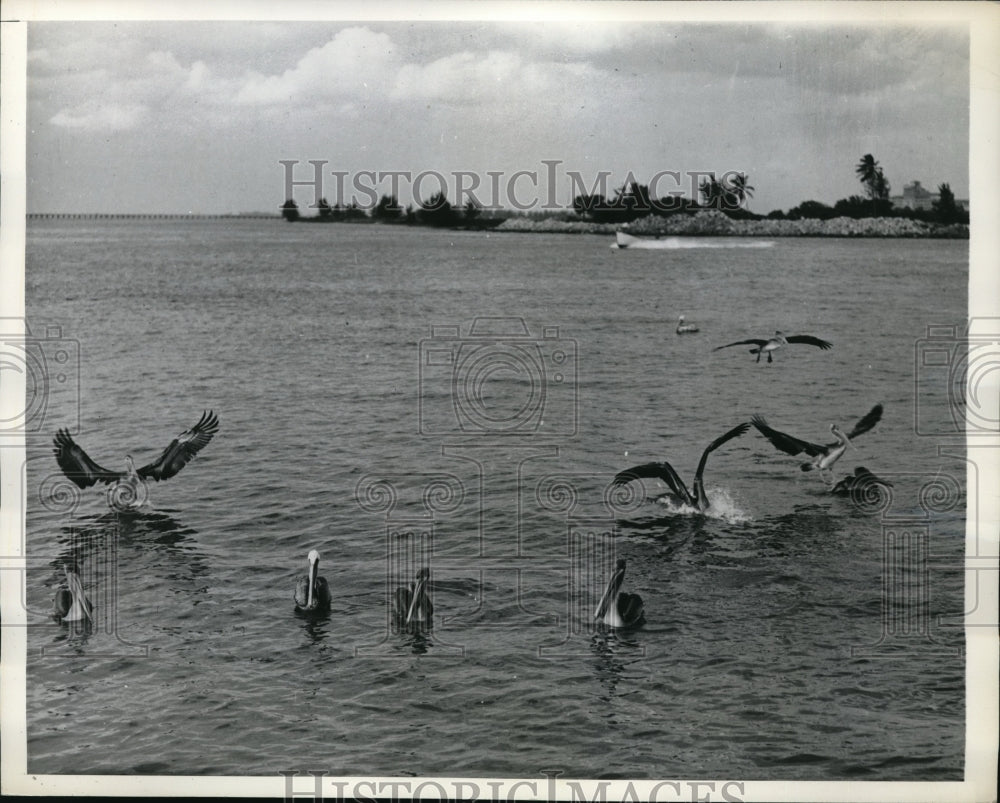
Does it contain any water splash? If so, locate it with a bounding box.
[704,488,753,524]
[652,488,752,523]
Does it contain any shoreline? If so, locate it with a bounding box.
[26,211,970,238]
[494,209,969,239]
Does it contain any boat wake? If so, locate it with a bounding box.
[615,232,775,250]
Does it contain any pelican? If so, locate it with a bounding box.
[52,564,92,623]
[613,422,750,512]
[294,549,332,613]
[751,404,883,479]
[713,331,832,363]
[394,568,432,629]
[676,315,699,334]
[53,411,219,509]
[594,559,644,628]
[831,466,893,497]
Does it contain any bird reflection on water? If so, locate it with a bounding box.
[589,630,646,702]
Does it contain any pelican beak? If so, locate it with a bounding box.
[63,566,92,622]
[594,565,625,620]
[307,556,318,608]
[405,575,427,624]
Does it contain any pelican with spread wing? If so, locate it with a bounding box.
[612,422,751,513]
[713,331,832,363]
[53,411,219,509]
[751,404,883,479]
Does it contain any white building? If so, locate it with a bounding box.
[891,180,968,211]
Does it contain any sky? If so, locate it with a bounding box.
[22,15,970,215]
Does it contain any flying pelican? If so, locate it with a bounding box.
[612,422,750,512]
[594,558,644,628]
[831,466,893,497]
[52,411,219,509]
[394,568,432,630]
[294,549,332,613]
[52,564,92,623]
[713,331,832,363]
[676,315,700,334]
[751,404,883,479]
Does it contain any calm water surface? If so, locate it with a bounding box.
[24,219,966,779]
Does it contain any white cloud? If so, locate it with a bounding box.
[235,26,396,105]
[391,49,606,106]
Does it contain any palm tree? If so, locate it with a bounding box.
[855,154,890,215]
[855,154,880,194]
[724,173,755,209]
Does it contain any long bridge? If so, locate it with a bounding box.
[27,213,280,220]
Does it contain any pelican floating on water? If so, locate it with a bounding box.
[52,564,92,623]
[713,331,832,363]
[53,411,219,509]
[394,568,433,630]
[676,315,699,334]
[594,559,644,628]
[294,549,332,613]
[613,422,750,512]
[751,404,883,479]
[831,466,893,497]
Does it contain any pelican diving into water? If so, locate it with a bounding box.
[751,404,883,480]
[394,568,432,630]
[713,331,832,363]
[52,564,92,623]
[676,315,699,334]
[831,466,893,497]
[52,411,219,509]
[594,558,644,628]
[613,422,751,513]
[294,549,332,613]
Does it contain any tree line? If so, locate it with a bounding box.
[280,155,967,226]
[280,191,501,229]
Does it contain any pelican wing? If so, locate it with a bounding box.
[137,411,219,481]
[713,339,767,352]
[844,403,883,440]
[617,592,645,627]
[294,576,311,609]
[694,422,751,481]
[613,461,691,503]
[822,404,883,449]
[52,429,122,488]
[751,415,825,457]
[785,335,833,350]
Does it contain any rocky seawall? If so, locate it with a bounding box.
[496,210,969,238]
